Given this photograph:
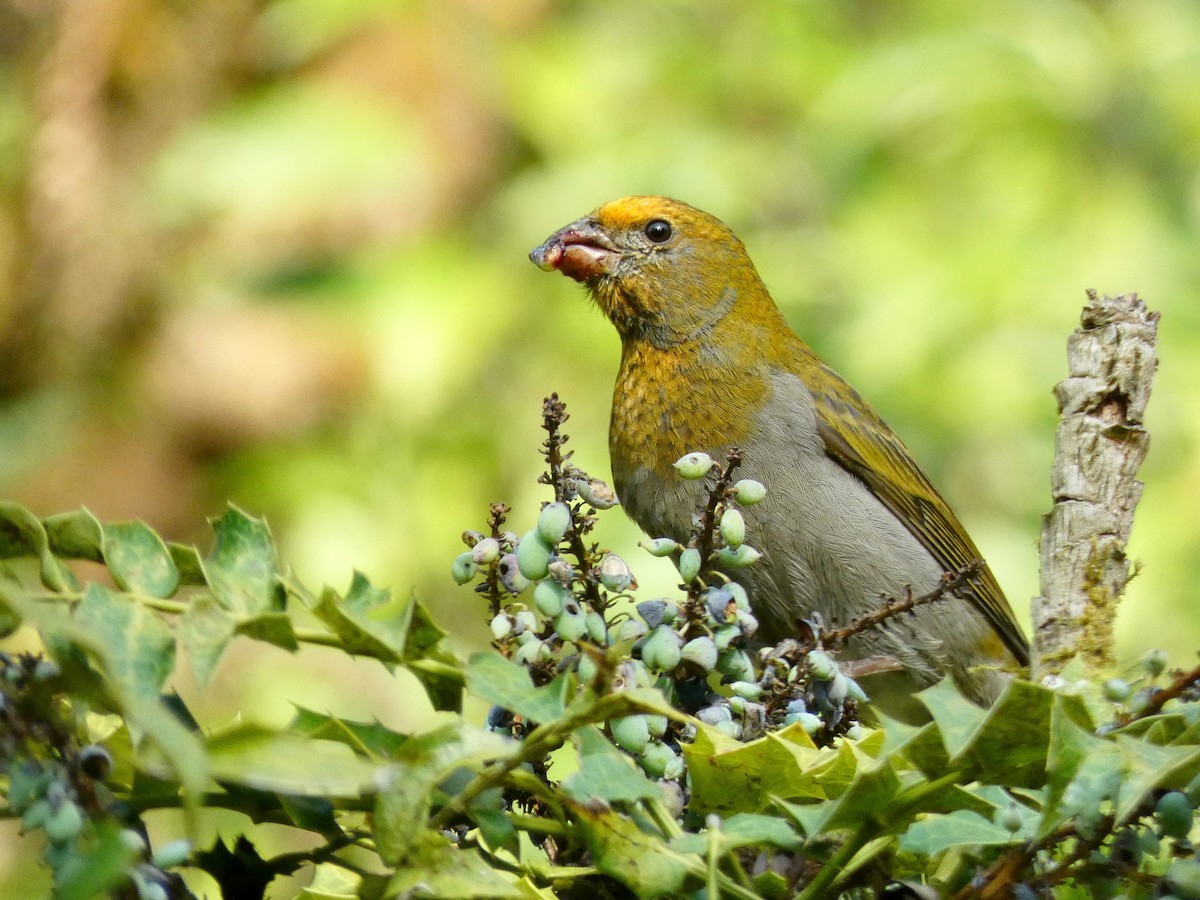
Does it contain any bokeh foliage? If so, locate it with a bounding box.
[1,0,1199,891]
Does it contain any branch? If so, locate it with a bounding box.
[1033,291,1159,677]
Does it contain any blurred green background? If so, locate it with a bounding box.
[2,0,1199,894]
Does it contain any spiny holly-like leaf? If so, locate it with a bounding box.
[178,594,236,688]
[202,506,282,616]
[43,507,104,562]
[669,813,802,855]
[566,796,693,898]
[288,706,409,759]
[103,521,180,598]
[384,835,525,898]
[235,611,298,651]
[313,571,406,661]
[0,501,77,591]
[899,808,1025,856]
[563,725,662,804]
[467,652,570,725]
[75,583,175,703]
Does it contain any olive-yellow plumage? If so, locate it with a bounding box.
[530,196,1028,718]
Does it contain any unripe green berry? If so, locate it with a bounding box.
[497,554,529,594]
[586,611,607,643]
[537,502,572,545]
[731,479,767,505]
[806,649,838,681]
[610,715,651,753]
[641,625,683,672]
[797,712,823,735]
[489,613,513,641]
[1167,858,1200,899]
[727,582,750,610]
[712,624,741,650]
[451,552,478,585]
[719,509,746,548]
[639,538,678,557]
[533,580,568,618]
[574,478,619,510]
[1144,648,1169,676]
[554,604,589,642]
[22,798,52,832]
[516,530,553,580]
[514,639,550,665]
[638,740,680,778]
[616,617,648,642]
[577,652,598,685]
[120,829,148,856]
[713,719,742,740]
[673,452,714,480]
[730,681,763,700]
[43,800,83,844]
[1102,678,1132,702]
[471,537,501,566]
[1157,791,1194,840]
[716,544,762,569]
[717,649,755,683]
[681,636,718,672]
[996,803,1024,833]
[678,548,701,583]
[645,714,668,738]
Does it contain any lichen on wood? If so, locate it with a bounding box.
[1032,291,1159,677]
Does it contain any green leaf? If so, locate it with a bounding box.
[102,521,180,598]
[899,808,1023,856]
[567,797,693,897]
[684,721,830,816]
[235,611,299,651]
[563,726,663,804]
[205,725,381,796]
[178,595,236,688]
[202,506,282,616]
[298,862,362,899]
[43,508,104,561]
[1112,735,1200,823]
[669,813,802,855]
[168,542,206,585]
[920,677,1059,787]
[1039,698,1123,838]
[467,652,569,725]
[288,706,409,759]
[75,583,176,703]
[278,793,339,834]
[0,501,77,591]
[313,572,407,662]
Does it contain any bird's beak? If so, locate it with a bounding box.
[529,217,618,283]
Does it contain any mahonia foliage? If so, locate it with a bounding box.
[2,395,1200,900]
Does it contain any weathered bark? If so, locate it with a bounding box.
[1032,291,1158,677]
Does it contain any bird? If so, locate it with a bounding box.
[529,195,1028,719]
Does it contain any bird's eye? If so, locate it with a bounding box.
[644,219,672,243]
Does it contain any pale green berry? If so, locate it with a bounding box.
[489,613,513,641]
[806,649,838,681]
[730,681,763,700]
[537,502,572,545]
[516,530,553,580]
[719,509,746,548]
[577,653,598,685]
[844,676,869,704]
[697,704,731,726]
[598,553,634,592]
[119,829,147,856]
[673,452,714,480]
[797,712,823,735]
[22,798,52,831]
[827,672,850,706]
[451,552,478,585]
[728,695,746,715]
[514,639,550,665]
[844,723,865,741]
[43,800,83,844]
[616,617,648,642]
[586,611,607,643]
[732,479,767,505]
[996,803,1024,833]
[717,649,755,683]
[712,624,741,650]
[533,580,568,618]
[515,610,539,633]
[610,715,651,753]
[638,741,679,778]
[713,719,742,740]
[642,625,683,672]
[639,538,678,557]
[727,582,750,611]
[152,839,192,869]
[1102,678,1132,702]
[678,548,701,583]
[554,604,589,642]
[645,715,668,738]
[681,636,719,672]
[717,545,761,569]
[735,610,759,638]
[471,537,501,565]
[660,601,682,624]
[1144,649,1170,677]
